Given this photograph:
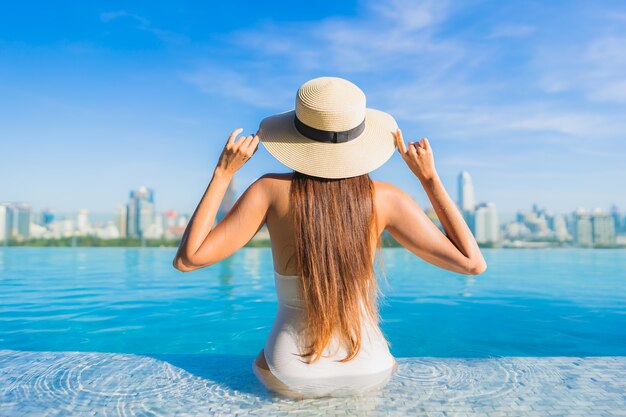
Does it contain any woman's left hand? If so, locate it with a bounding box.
[215,128,260,176]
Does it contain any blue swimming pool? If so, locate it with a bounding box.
[1,247,624,358]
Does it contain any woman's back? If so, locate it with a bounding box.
[261,172,389,276]
[250,172,398,398]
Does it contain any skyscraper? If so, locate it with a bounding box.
[474,202,499,244]
[126,186,155,239]
[457,171,476,233]
[76,209,91,235]
[457,171,476,211]
[573,208,593,247]
[0,204,14,242]
[41,208,55,226]
[116,204,128,239]
[591,208,616,246]
[610,205,622,234]
[552,213,569,242]
[14,203,31,240]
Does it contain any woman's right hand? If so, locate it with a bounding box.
[394,128,438,182]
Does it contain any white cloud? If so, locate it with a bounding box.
[366,0,449,31]
[535,34,626,104]
[181,0,626,146]
[179,65,294,110]
[100,10,188,45]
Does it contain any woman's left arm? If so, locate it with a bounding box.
[173,128,268,272]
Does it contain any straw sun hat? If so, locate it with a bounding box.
[258,76,398,179]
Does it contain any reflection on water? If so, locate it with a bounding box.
[0,247,625,357]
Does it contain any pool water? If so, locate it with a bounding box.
[1,247,624,357]
[1,247,626,416]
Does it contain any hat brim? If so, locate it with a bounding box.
[258,108,398,179]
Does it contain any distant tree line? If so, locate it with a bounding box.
[3,232,498,248]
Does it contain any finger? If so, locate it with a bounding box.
[422,137,430,150]
[239,135,255,151]
[234,133,251,149]
[228,128,244,145]
[244,135,260,153]
[394,129,408,155]
[251,136,261,154]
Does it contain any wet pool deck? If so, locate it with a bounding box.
[1,350,625,416]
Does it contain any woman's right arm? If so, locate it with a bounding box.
[384,129,487,275]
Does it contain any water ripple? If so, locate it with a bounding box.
[2,350,624,416]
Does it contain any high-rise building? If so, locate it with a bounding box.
[573,208,593,247]
[41,208,55,226]
[552,213,569,242]
[76,209,91,235]
[164,210,183,239]
[457,171,476,234]
[523,211,550,236]
[144,212,164,239]
[50,216,75,238]
[126,186,155,239]
[610,205,622,234]
[474,202,499,244]
[457,171,475,212]
[0,204,14,242]
[116,204,128,238]
[591,208,616,246]
[13,203,31,240]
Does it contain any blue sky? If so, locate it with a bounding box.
[1,0,625,218]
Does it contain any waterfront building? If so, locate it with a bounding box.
[76,209,91,235]
[0,203,14,242]
[573,208,593,247]
[457,171,476,233]
[126,186,155,239]
[475,202,499,244]
[591,208,616,246]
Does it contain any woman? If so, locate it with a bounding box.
[173,77,487,399]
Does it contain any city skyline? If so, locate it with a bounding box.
[2,168,624,248]
[2,183,623,226]
[2,169,623,224]
[1,1,625,214]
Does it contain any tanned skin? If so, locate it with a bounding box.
[173,128,487,398]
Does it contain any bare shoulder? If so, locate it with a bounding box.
[246,172,293,203]
[255,172,293,190]
[372,180,419,228]
[372,180,413,204]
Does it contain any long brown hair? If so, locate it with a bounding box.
[289,170,389,364]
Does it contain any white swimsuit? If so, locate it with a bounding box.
[260,270,396,397]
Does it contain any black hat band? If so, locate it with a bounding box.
[294,114,366,144]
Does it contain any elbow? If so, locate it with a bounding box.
[467,258,487,275]
[172,255,195,272]
[172,251,216,272]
